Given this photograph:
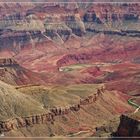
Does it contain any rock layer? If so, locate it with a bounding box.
[0,87,104,132]
[115,114,140,136]
[0,58,18,67]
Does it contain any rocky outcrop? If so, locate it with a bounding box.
[0,58,18,67]
[115,114,140,136]
[0,87,104,133]
[44,13,85,42]
[83,4,140,37]
[0,13,85,50]
[0,30,44,53]
[83,4,139,23]
[64,14,86,36]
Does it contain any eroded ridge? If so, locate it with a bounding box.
[0,87,105,132]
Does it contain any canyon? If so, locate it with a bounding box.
[0,1,139,138]
[0,81,131,137]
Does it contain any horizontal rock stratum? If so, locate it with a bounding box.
[0,58,18,67]
[0,86,104,132]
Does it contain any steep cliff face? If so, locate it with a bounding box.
[0,30,45,54]
[0,3,139,54]
[44,18,72,43]
[83,3,139,26]
[83,4,140,39]
[0,13,85,52]
[56,37,140,67]
[44,13,85,43]
[115,114,140,136]
[0,85,103,133]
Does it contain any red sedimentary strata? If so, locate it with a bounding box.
[0,87,105,132]
[56,40,140,67]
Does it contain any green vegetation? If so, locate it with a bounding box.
[60,64,94,72]
[128,98,140,108]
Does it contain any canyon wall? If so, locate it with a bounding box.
[0,30,44,53]
[0,3,139,54]
[0,58,18,67]
[0,87,104,133]
[56,39,140,67]
[115,114,140,136]
[83,4,139,23]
